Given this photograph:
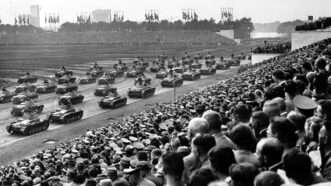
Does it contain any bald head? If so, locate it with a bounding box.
[263,100,281,119]
[202,110,222,133]
[187,117,209,139]
[256,137,283,168]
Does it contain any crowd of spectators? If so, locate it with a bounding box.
[2,38,331,186]
[296,17,331,31]
[252,42,291,54]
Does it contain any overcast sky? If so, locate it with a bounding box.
[0,0,329,25]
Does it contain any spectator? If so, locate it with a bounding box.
[267,117,298,157]
[187,118,209,140]
[262,100,281,119]
[231,104,252,126]
[188,168,218,186]
[283,150,324,185]
[313,58,329,99]
[202,110,236,149]
[250,111,269,140]
[229,163,259,186]
[256,138,283,171]
[184,134,216,176]
[208,147,236,180]
[230,124,260,167]
[162,152,185,186]
[254,171,284,186]
[293,95,318,118]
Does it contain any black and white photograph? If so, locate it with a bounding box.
[0,0,330,185]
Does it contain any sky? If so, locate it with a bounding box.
[0,0,329,25]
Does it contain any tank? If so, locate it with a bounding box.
[191,62,202,69]
[55,70,73,78]
[182,72,201,81]
[94,85,117,97]
[86,68,104,78]
[200,67,216,75]
[182,59,193,66]
[59,94,84,105]
[17,76,37,84]
[55,84,78,94]
[150,65,160,73]
[205,59,216,66]
[161,77,184,88]
[0,93,16,104]
[15,84,36,94]
[156,71,168,79]
[205,54,215,60]
[127,70,138,78]
[57,77,76,84]
[99,96,127,109]
[98,76,115,85]
[36,84,57,94]
[6,119,49,135]
[11,103,44,117]
[12,94,38,105]
[216,62,230,70]
[79,76,96,84]
[49,109,84,124]
[173,67,184,74]
[128,86,156,98]
[108,70,119,77]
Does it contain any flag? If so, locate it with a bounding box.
[194,13,198,20]
[87,16,91,24]
[22,15,26,25]
[18,15,22,25]
[45,16,47,24]
[154,13,159,21]
[182,12,186,20]
[57,16,60,23]
[15,17,18,25]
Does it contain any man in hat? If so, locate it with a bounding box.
[293,95,318,118]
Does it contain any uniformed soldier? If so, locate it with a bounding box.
[69,89,78,97]
[59,98,74,111]
[25,99,35,111]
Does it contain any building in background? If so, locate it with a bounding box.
[30,5,40,27]
[92,9,112,23]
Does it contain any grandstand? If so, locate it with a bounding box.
[292,17,331,50]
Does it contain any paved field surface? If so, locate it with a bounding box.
[0,66,238,165]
